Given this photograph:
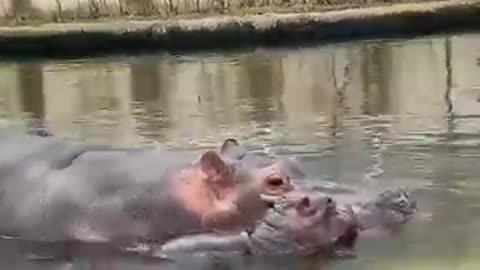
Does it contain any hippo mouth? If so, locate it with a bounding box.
[259,194,284,208]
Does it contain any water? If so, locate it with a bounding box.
[1,32,480,269]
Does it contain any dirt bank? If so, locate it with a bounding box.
[0,0,479,58]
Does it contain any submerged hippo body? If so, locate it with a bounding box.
[0,134,294,257]
[153,189,417,259]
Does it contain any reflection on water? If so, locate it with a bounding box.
[1,32,480,270]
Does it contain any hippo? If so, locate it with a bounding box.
[0,133,297,260]
[143,188,417,260]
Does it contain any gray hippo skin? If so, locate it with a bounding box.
[152,191,349,259]
[349,188,418,232]
[0,134,297,259]
[152,189,417,259]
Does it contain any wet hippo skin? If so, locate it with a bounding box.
[153,189,418,259]
[0,133,297,259]
[154,191,346,258]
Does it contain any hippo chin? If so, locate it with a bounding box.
[149,189,417,260]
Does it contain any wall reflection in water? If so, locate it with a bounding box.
[0,34,479,148]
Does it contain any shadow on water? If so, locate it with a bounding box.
[1,32,480,269]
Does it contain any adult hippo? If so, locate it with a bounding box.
[0,133,295,259]
[146,188,417,260]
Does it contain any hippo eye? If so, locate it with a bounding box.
[326,198,333,205]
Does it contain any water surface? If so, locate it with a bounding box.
[1,32,480,270]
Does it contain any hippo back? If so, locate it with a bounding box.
[0,136,203,243]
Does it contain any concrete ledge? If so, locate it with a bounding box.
[0,0,479,58]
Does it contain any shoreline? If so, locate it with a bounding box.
[0,0,479,59]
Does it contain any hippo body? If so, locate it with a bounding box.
[0,135,191,242]
[0,134,291,257]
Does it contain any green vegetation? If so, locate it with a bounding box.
[0,0,446,25]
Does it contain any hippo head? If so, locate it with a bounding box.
[248,191,357,256]
[219,138,307,203]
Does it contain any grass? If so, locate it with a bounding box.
[0,0,446,26]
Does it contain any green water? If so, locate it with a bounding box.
[1,32,480,270]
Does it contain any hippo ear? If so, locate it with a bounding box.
[220,138,246,160]
[199,150,228,179]
[220,138,239,154]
